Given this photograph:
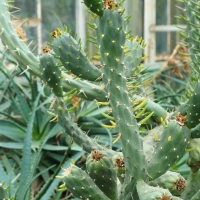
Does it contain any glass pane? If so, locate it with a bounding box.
[155,0,186,58]
[41,0,75,44]
[126,0,144,37]
[170,0,185,53]
[156,0,167,56]
[12,0,75,52]
[14,0,37,18]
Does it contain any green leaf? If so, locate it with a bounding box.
[15,94,41,200]
[0,142,23,149]
[0,120,25,140]
[11,82,31,123]
[0,101,11,112]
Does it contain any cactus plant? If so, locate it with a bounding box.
[149,171,186,196]
[40,47,63,97]
[1,0,200,199]
[61,164,111,200]
[86,150,118,199]
[0,183,8,200]
[51,27,102,81]
[113,152,125,183]
[136,180,173,200]
[0,182,13,200]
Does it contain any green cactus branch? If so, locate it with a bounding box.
[149,171,186,196]
[51,28,102,82]
[147,121,190,180]
[178,0,200,97]
[61,164,111,200]
[54,98,116,157]
[0,0,41,76]
[86,150,118,199]
[95,9,146,199]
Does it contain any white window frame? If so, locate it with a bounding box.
[144,0,185,63]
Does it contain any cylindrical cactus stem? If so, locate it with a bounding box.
[149,171,186,196]
[51,28,102,82]
[191,123,200,138]
[186,82,200,128]
[96,9,146,199]
[124,38,144,78]
[147,120,190,180]
[136,180,173,200]
[96,8,146,181]
[86,150,118,200]
[184,0,200,72]
[54,98,115,157]
[181,170,200,200]
[0,0,41,77]
[62,74,106,101]
[40,48,63,97]
[186,138,200,172]
[190,190,200,200]
[0,183,8,200]
[83,0,104,16]
[61,165,111,200]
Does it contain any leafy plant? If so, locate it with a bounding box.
[0,52,85,199]
[0,0,200,199]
